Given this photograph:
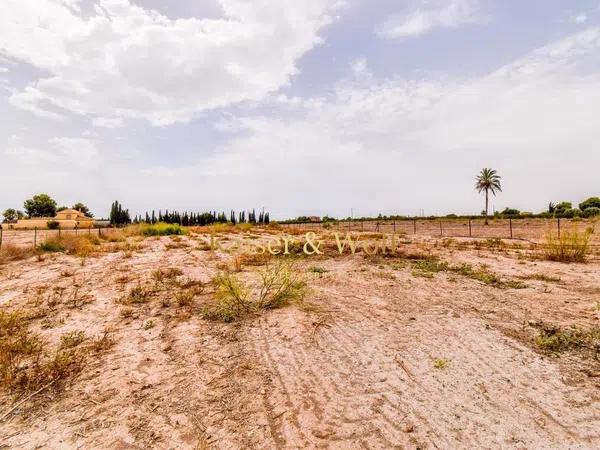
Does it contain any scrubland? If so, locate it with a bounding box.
[0,224,599,449]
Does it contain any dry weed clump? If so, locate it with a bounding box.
[0,310,83,395]
[203,262,307,322]
[38,234,100,257]
[543,225,594,263]
[118,268,204,309]
[0,243,35,264]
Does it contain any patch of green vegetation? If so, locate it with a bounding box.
[433,358,449,369]
[60,330,86,349]
[138,222,187,237]
[519,273,561,283]
[533,323,600,354]
[38,241,66,252]
[308,266,328,275]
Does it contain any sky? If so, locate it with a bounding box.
[1,0,599,220]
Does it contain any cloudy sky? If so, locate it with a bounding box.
[1,0,599,219]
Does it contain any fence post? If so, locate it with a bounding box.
[361,221,364,231]
[98,226,101,237]
[469,218,472,237]
[509,218,513,239]
[34,227,37,249]
[393,221,396,232]
[557,218,561,238]
[75,224,78,235]
[0,227,3,250]
[439,220,443,236]
[413,219,417,234]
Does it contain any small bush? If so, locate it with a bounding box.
[46,220,60,230]
[257,262,307,309]
[582,207,600,218]
[544,224,594,262]
[134,223,186,237]
[203,272,251,322]
[38,234,100,257]
[60,330,86,349]
[119,283,153,305]
[39,240,65,252]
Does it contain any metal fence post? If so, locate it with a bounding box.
[34,227,37,248]
[58,226,61,238]
[439,220,443,236]
[0,227,3,250]
[557,218,561,238]
[509,218,513,239]
[413,219,417,234]
[469,218,472,237]
[393,221,396,232]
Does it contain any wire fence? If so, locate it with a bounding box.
[280,218,600,247]
[1,219,599,251]
[0,227,113,250]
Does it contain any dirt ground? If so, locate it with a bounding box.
[1,229,599,449]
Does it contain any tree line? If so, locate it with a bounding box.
[110,200,270,226]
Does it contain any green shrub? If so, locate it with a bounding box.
[203,272,251,322]
[39,240,66,252]
[501,207,520,216]
[137,222,186,237]
[582,207,600,218]
[559,208,582,219]
[579,197,600,211]
[46,220,60,230]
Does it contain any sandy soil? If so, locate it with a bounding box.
[0,231,599,449]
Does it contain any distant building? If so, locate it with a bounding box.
[10,209,95,229]
[309,216,321,222]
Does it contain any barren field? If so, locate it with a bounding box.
[1,226,599,449]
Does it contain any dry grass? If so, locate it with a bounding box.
[39,234,101,257]
[0,310,83,394]
[543,224,594,263]
[0,243,35,263]
[257,263,307,309]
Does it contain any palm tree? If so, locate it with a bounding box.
[475,168,502,225]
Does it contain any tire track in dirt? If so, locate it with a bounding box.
[241,268,600,449]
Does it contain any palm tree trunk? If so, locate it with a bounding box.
[485,189,489,225]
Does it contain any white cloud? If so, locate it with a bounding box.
[170,27,600,216]
[6,137,99,169]
[92,117,125,128]
[377,0,483,40]
[0,0,342,125]
[571,14,588,24]
[0,68,8,73]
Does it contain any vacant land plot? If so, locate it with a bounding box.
[0,227,599,449]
